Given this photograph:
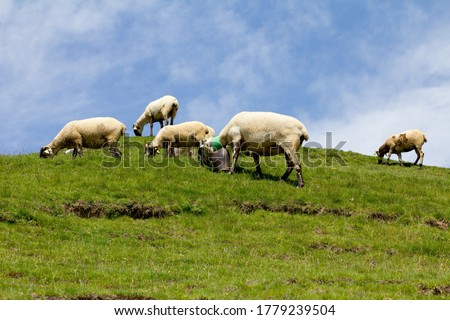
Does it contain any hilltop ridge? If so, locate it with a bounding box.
[0,139,448,299]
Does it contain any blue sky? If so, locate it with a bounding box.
[1,0,449,167]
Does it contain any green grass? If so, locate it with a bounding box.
[0,138,448,299]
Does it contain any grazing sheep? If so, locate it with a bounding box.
[145,121,211,157]
[133,95,179,136]
[40,117,126,159]
[216,111,309,188]
[376,129,428,167]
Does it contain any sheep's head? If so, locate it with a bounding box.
[145,143,160,157]
[376,144,388,164]
[39,146,54,158]
[133,123,143,136]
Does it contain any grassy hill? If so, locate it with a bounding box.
[0,136,448,299]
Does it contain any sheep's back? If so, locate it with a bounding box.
[221,112,308,145]
[384,129,427,153]
[155,121,209,147]
[403,129,426,144]
[72,117,125,148]
[147,95,178,119]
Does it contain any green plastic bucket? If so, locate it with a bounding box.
[211,136,223,151]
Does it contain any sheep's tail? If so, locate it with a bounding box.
[170,99,179,120]
[423,134,428,143]
[172,98,179,110]
[302,129,310,142]
[299,131,309,146]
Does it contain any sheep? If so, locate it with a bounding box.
[376,129,427,167]
[133,95,179,136]
[39,117,126,159]
[145,121,211,157]
[215,111,309,188]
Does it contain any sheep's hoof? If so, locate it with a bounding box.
[297,183,305,189]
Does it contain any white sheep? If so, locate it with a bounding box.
[376,129,428,167]
[216,111,309,188]
[40,117,126,159]
[145,121,211,157]
[133,95,179,136]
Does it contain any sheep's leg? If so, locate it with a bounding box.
[170,116,174,126]
[419,151,424,167]
[167,141,172,157]
[252,153,263,178]
[413,147,424,167]
[294,158,305,188]
[230,142,240,175]
[168,141,176,157]
[164,116,169,127]
[150,121,154,136]
[385,149,393,165]
[416,148,424,167]
[283,149,304,188]
[75,145,83,158]
[413,148,420,165]
[109,142,121,158]
[159,120,165,128]
[397,153,404,166]
[280,152,294,181]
